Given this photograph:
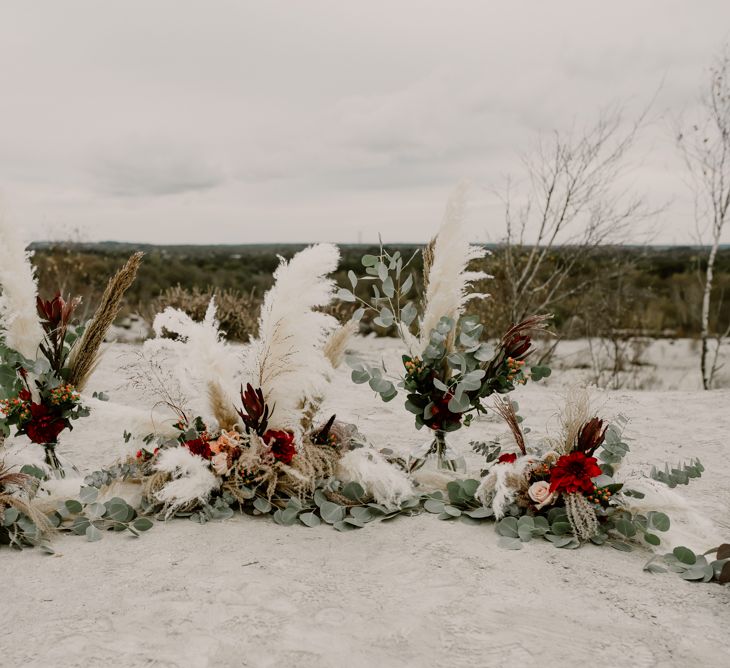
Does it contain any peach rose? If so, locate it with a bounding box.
[211,452,230,475]
[528,480,557,509]
[210,430,241,454]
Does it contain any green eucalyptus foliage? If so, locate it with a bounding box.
[650,459,704,487]
[645,544,730,584]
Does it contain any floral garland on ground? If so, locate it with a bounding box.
[1,406,727,586]
[0,200,727,587]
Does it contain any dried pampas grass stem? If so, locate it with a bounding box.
[208,380,240,431]
[323,320,357,369]
[422,236,436,294]
[67,252,143,391]
[492,396,526,455]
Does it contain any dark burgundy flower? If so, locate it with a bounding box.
[575,418,607,457]
[549,451,603,495]
[18,389,32,402]
[36,292,80,333]
[498,452,518,464]
[237,384,271,435]
[426,392,462,431]
[262,429,296,465]
[184,437,213,460]
[25,403,67,444]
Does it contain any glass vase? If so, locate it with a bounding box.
[408,429,466,474]
[42,442,79,479]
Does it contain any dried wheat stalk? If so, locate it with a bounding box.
[421,236,436,294]
[67,252,143,390]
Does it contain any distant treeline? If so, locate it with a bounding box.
[29,242,730,341]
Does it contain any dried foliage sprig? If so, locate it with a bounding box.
[491,396,526,455]
[67,252,143,390]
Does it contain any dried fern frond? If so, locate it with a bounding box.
[67,252,143,390]
[492,396,526,455]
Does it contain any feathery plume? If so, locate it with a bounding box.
[323,320,358,369]
[67,252,143,390]
[242,244,340,433]
[154,446,219,514]
[145,298,240,424]
[0,218,44,359]
[337,449,414,508]
[419,184,491,349]
[207,380,240,431]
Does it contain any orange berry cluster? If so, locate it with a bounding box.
[506,357,527,384]
[49,384,80,406]
[404,357,423,376]
[587,484,612,505]
[0,396,31,421]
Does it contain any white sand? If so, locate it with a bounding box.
[2,338,729,667]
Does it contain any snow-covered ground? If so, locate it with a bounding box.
[2,337,729,667]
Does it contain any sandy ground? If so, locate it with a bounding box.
[1,337,729,668]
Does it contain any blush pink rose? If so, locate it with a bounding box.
[528,480,557,509]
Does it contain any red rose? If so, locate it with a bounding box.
[549,451,603,495]
[18,389,32,402]
[184,437,212,460]
[262,429,296,465]
[25,402,67,444]
[498,452,518,464]
[427,392,462,431]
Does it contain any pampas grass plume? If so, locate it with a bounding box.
[419,184,491,349]
[245,243,340,432]
[0,218,44,359]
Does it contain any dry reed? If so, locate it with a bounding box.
[67,252,143,390]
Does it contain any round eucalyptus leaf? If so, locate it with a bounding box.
[673,546,697,565]
[496,517,519,538]
[133,517,154,532]
[85,524,103,542]
[253,497,272,514]
[299,512,321,528]
[65,499,83,515]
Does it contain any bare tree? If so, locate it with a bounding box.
[678,45,730,389]
[495,107,654,328]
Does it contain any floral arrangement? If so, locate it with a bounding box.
[466,393,700,554]
[118,243,413,520]
[0,218,142,477]
[343,186,551,470]
[0,206,725,589]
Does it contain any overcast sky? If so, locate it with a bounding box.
[1,1,729,245]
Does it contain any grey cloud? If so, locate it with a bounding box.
[92,141,225,197]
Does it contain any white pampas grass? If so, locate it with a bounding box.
[145,298,240,425]
[476,456,536,519]
[154,447,219,513]
[0,218,44,359]
[243,244,340,432]
[337,449,414,508]
[419,184,491,348]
